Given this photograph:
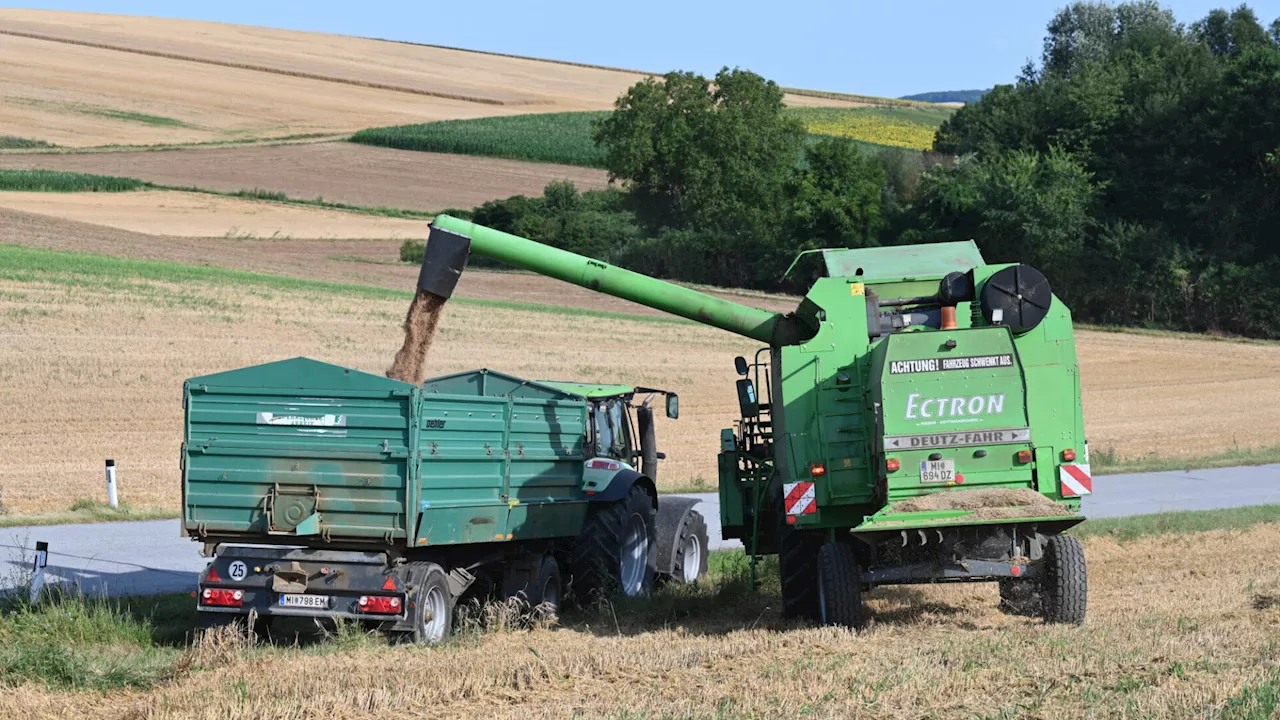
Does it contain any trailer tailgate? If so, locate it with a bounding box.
[183,358,416,542]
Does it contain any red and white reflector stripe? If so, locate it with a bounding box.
[1059,464,1093,497]
[783,481,817,516]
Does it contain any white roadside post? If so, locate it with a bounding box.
[29,541,48,605]
[105,458,119,509]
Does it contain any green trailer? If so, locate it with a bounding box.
[416,215,1092,627]
[183,359,705,641]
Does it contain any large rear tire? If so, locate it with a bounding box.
[778,495,822,620]
[816,542,865,629]
[571,484,657,602]
[408,562,454,644]
[1039,534,1087,625]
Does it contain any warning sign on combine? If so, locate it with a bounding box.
[889,354,1014,375]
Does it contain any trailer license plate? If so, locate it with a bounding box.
[279,594,328,609]
[919,459,955,484]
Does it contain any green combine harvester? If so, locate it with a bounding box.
[413,215,1092,627]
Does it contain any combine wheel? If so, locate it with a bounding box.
[777,497,822,620]
[407,561,454,644]
[816,542,865,629]
[1039,534,1087,625]
[572,484,657,602]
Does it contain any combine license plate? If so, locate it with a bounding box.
[279,594,329,609]
[919,459,956,484]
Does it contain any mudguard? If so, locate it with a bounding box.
[587,468,656,506]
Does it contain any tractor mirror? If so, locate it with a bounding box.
[734,356,749,376]
[666,394,680,420]
[736,379,759,418]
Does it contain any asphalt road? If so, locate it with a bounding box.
[1,463,1276,597]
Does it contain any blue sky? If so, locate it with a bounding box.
[17,1,1280,97]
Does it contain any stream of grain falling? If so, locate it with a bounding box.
[386,289,448,384]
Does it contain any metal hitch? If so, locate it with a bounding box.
[417,224,473,299]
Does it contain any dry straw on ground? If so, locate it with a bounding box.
[2,525,1278,718]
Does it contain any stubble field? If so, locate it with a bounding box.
[1,211,1279,515]
[2,524,1279,718]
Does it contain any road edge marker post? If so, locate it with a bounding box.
[29,541,48,605]
[105,459,119,509]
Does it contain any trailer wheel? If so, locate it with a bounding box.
[1039,534,1087,625]
[778,497,822,620]
[408,562,453,644]
[669,509,707,585]
[816,542,865,629]
[572,484,656,602]
[997,578,1041,617]
[527,554,562,617]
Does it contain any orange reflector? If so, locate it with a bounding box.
[886,458,901,472]
[1062,448,1076,462]
[1016,450,1032,464]
[381,576,397,591]
[810,463,826,477]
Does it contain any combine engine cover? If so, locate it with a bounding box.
[873,327,1033,502]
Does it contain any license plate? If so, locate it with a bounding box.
[919,459,956,484]
[279,594,329,609]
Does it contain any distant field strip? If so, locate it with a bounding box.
[0,169,144,192]
[0,29,521,106]
[793,106,951,150]
[352,107,949,166]
[351,112,611,167]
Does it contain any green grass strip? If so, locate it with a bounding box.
[0,169,145,192]
[0,244,692,326]
[1073,504,1280,542]
[0,136,56,150]
[1093,443,1280,475]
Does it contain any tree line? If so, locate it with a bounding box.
[454,2,1280,338]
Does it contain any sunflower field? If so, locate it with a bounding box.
[787,106,952,151]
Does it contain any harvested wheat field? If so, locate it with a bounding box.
[0,143,611,211]
[2,236,1279,515]
[0,190,431,238]
[4,525,1280,718]
[0,10,870,147]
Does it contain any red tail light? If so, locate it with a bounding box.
[588,459,621,471]
[886,458,901,472]
[810,463,826,477]
[1016,450,1033,464]
[357,595,403,614]
[1061,449,1076,462]
[201,588,243,607]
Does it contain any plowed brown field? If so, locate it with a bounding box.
[1,209,1278,515]
[0,143,610,212]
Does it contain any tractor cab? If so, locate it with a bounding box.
[538,381,679,481]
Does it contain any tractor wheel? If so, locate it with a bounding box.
[997,578,1041,617]
[777,496,823,620]
[816,542,865,629]
[1039,534,1087,625]
[667,509,708,585]
[527,554,563,618]
[407,562,454,644]
[571,484,657,603]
